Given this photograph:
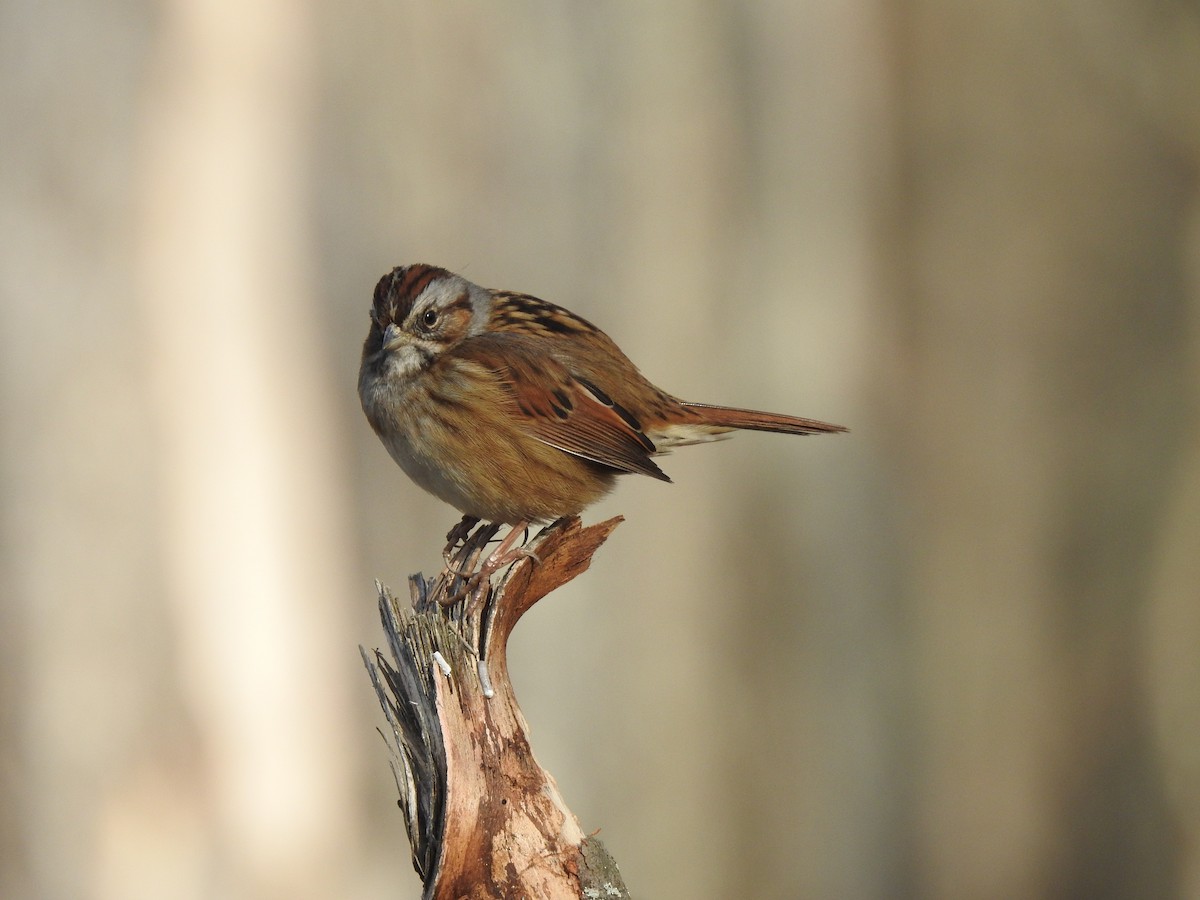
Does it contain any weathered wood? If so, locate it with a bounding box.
[362,516,630,900]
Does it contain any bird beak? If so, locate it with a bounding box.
[382,323,404,351]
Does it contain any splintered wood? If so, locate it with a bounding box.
[362,516,630,899]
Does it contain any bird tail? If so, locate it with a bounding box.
[647,402,846,449]
[681,402,847,436]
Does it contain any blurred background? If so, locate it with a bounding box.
[2,1,1198,898]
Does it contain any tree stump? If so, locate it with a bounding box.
[362,516,630,900]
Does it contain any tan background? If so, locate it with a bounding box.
[3,2,1198,898]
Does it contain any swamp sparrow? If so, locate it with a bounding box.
[355,264,844,547]
[359,265,845,534]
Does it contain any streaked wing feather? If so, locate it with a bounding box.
[458,335,671,482]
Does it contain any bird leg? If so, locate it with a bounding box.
[438,520,538,606]
[483,521,540,572]
[464,521,540,614]
[442,515,485,577]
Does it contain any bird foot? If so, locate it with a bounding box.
[462,522,539,614]
[438,520,539,610]
[441,515,493,579]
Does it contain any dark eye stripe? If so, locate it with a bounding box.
[410,293,471,329]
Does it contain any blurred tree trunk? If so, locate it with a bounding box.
[0,2,161,897]
[888,1,1198,896]
[135,0,363,897]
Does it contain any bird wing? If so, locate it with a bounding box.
[457,334,671,482]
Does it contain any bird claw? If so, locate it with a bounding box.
[478,522,535,574]
[441,546,476,579]
[441,522,538,611]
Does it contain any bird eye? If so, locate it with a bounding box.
[421,308,439,330]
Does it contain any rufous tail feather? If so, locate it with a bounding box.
[681,402,847,436]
